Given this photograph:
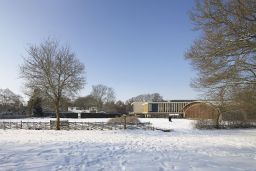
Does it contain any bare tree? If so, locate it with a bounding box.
[0,88,24,112]
[73,95,98,110]
[127,93,164,102]
[186,0,256,117]
[186,0,256,89]
[115,100,127,114]
[90,84,116,110]
[0,88,16,106]
[20,39,86,130]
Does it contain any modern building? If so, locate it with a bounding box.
[68,106,98,114]
[132,100,197,117]
[182,101,219,119]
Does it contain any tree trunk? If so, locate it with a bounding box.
[215,107,222,129]
[215,112,220,129]
[55,101,60,130]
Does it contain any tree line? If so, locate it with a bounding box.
[28,84,165,116]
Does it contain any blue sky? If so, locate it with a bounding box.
[0,0,200,101]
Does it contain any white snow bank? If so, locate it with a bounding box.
[0,126,256,170]
[140,118,195,131]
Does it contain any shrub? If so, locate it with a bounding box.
[108,116,140,124]
[194,119,256,129]
[193,119,217,129]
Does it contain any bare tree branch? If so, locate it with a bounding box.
[20,38,86,130]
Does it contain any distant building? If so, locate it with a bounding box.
[183,101,219,119]
[68,106,98,114]
[132,100,196,117]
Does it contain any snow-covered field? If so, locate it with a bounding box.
[0,118,256,171]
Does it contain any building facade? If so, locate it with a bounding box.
[132,100,196,117]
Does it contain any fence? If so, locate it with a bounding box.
[0,115,29,119]
[0,121,155,131]
[0,121,50,130]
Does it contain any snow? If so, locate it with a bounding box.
[0,119,256,171]
[140,118,195,131]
